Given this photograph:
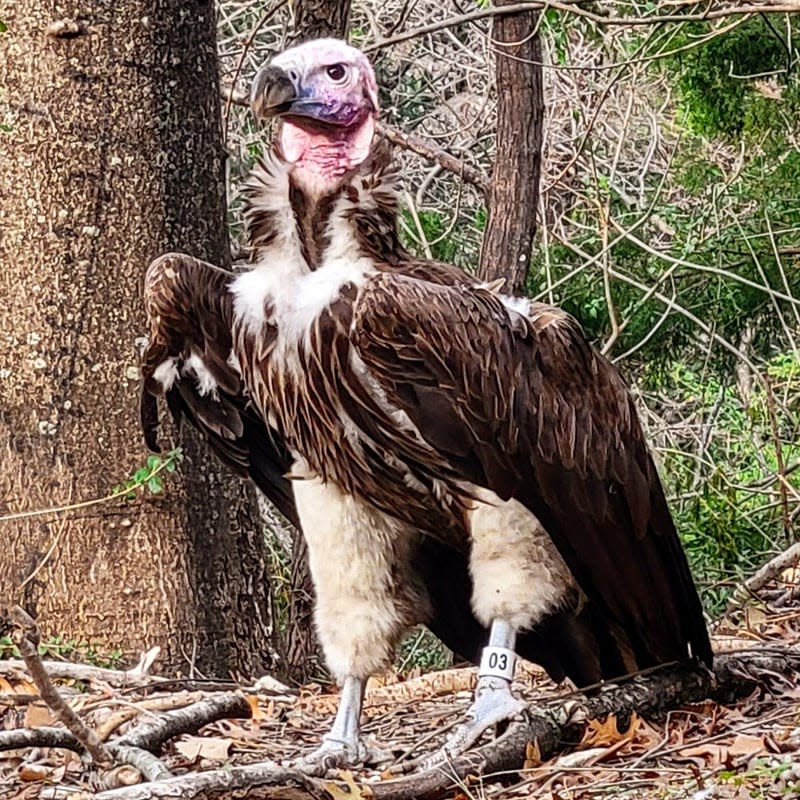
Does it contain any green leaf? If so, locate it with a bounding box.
[146,455,160,470]
[147,475,163,494]
[133,467,149,483]
[0,20,7,33]
[165,460,176,473]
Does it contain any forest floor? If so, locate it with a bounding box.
[2,570,799,800]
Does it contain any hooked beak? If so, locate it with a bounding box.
[250,65,297,121]
[250,63,372,128]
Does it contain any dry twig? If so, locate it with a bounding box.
[0,646,161,687]
[727,542,800,610]
[9,605,114,767]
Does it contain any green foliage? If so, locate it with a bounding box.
[0,20,7,33]
[657,357,800,613]
[111,448,183,500]
[400,207,485,271]
[668,17,799,139]
[530,111,800,373]
[395,626,452,675]
[719,758,796,796]
[0,634,123,668]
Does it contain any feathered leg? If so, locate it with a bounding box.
[291,473,430,774]
[394,494,577,773]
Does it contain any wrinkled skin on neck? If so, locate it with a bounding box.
[280,115,376,196]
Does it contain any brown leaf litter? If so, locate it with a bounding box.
[1,572,799,800]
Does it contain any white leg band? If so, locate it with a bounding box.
[479,646,517,681]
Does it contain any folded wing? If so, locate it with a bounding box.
[140,253,298,526]
[353,272,712,673]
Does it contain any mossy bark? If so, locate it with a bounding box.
[0,1,273,676]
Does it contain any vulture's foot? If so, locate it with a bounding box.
[292,736,393,777]
[389,676,527,775]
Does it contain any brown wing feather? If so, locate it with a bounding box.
[353,272,712,672]
[140,253,298,527]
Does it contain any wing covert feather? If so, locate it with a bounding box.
[353,272,711,669]
[140,253,297,526]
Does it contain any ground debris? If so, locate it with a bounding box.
[2,581,799,800]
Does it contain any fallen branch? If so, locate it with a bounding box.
[91,762,324,800]
[9,606,113,766]
[121,692,251,751]
[372,647,800,799]
[0,726,84,753]
[0,646,161,687]
[727,542,800,610]
[0,691,252,756]
[94,691,208,741]
[106,744,171,782]
[72,645,799,800]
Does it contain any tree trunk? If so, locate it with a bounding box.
[289,0,351,42]
[479,0,544,294]
[275,0,353,684]
[0,1,273,676]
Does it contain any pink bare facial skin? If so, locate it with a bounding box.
[280,115,376,184]
[269,38,379,195]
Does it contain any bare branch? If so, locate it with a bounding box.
[728,542,800,609]
[9,605,114,767]
[377,121,489,191]
[365,1,800,52]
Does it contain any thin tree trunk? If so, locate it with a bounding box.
[290,0,351,42]
[479,0,544,294]
[0,1,273,676]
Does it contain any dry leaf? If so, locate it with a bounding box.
[745,606,768,627]
[673,743,728,767]
[245,694,267,723]
[174,736,231,762]
[18,764,51,782]
[25,703,56,728]
[754,79,783,100]
[9,678,38,696]
[524,739,542,770]
[728,734,768,758]
[323,770,373,799]
[581,713,638,747]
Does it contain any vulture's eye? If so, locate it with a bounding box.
[326,63,348,83]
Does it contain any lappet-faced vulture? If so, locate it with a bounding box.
[141,38,711,772]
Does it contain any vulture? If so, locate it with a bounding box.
[140,38,712,771]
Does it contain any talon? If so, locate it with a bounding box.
[290,734,394,776]
[387,675,527,775]
[290,738,362,777]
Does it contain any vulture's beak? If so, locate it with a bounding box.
[250,63,374,128]
[250,66,298,121]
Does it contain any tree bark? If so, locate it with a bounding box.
[478,0,544,294]
[0,1,273,676]
[289,0,351,43]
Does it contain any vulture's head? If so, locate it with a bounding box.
[250,39,378,188]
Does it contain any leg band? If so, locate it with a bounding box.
[479,646,517,681]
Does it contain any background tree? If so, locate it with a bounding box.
[0,0,274,676]
[478,0,544,293]
[220,1,799,622]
